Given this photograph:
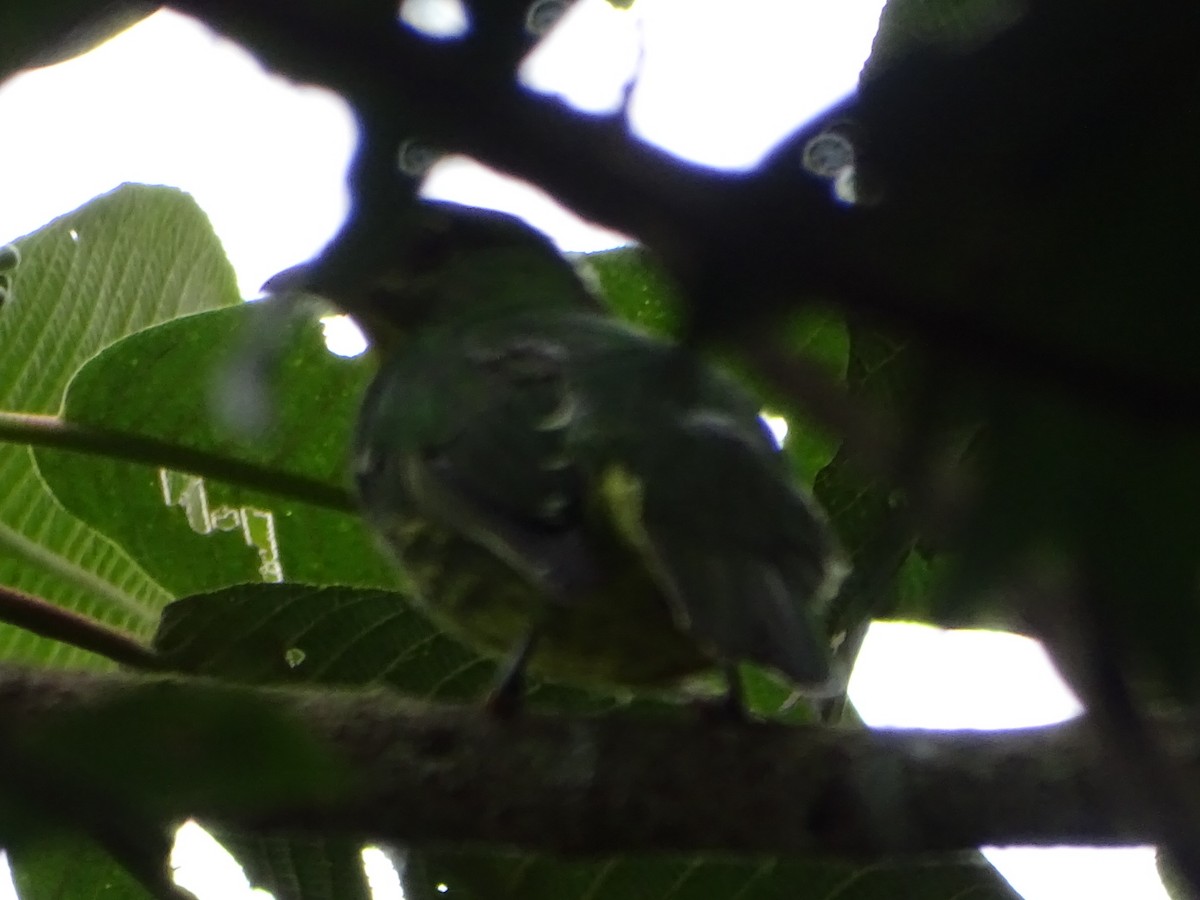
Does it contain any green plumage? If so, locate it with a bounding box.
[269,202,846,695]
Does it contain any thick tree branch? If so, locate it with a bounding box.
[0,663,1190,855]
[164,0,1200,432]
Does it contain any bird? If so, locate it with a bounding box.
[265,200,847,711]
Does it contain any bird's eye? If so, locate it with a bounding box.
[355,445,383,479]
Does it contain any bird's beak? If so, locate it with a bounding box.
[261,261,317,297]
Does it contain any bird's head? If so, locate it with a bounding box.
[263,201,602,352]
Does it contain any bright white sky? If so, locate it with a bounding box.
[0,2,1169,898]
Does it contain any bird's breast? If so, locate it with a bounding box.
[374,508,712,688]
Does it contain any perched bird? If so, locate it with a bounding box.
[266,201,847,708]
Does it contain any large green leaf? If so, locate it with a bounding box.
[0,184,240,898]
[814,327,915,637]
[0,185,239,666]
[153,584,492,699]
[34,303,397,596]
[151,583,1017,900]
[12,838,160,900]
[728,308,850,485]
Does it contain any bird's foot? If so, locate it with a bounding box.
[690,664,754,724]
[483,668,527,718]
[483,628,539,718]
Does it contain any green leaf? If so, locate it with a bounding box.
[34,303,397,597]
[0,185,240,667]
[12,836,163,900]
[153,584,493,700]
[735,308,850,485]
[814,327,915,635]
[580,246,683,336]
[154,582,647,714]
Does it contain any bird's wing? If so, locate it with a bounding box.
[599,410,847,690]
[355,330,600,598]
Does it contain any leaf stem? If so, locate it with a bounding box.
[0,584,166,671]
[0,410,355,512]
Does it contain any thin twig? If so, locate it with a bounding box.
[0,584,166,671]
[0,411,355,513]
[746,340,898,477]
